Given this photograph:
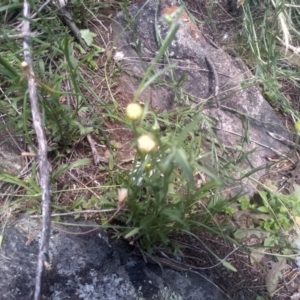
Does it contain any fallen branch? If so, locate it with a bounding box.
[29,208,118,218]
[0,32,39,39]
[86,133,109,165]
[52,1,88,51]
[85,133,127,169]
[22,1,51,299]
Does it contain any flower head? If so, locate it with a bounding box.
[126,103,143,121]
[117,188,128,208]
[21,61,29,74]
[137,134,156,153]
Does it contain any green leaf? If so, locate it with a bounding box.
[0,56,19,79]
[139,64,176,94]
[0,3,23,13]
[159,152,175,174]
[51,203,66,210]
[82,200,89,209]
[98,196,114,208]
[132,6,182,103]
[80,29,97,46]
[75,43,86,54]
[162,208,187,228]
[197,165,222,185]
[52,158,90,180]
[174,148,193,183]
[26,175,41,194]
[221,260,237,272]
[157,230,170,245]
[194,180,222,196]
[257,206,269,213]
[233,228,263,240]
[239,197,250,210]
[124,227,140,239]
[264,236,277,247]
[70,196,84,210]
[140,214,156,228]
[0,172,30,190]
[109,154,114,170]
[92,44,105,54]
[176,116,200,146]
[110,140,121,149]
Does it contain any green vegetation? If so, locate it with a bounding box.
[1,0,300,297]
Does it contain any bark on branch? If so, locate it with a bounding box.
[22,1,51,299]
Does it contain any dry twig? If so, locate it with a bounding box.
[22,1,51,299]
[30,209,117,218]
[52,1,88,51]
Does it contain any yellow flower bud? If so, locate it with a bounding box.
[137,134,156,153]
[21,61,29,75]
[295,120,300,133]
[163,14,173,24]
[126,103,143,121]
[117,188,128,208]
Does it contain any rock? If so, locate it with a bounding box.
[112,0,290,196]
[0,216,226,299]
[0,126,25,175]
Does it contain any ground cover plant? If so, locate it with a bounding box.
[1,0,300,299]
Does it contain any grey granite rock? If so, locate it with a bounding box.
[0,216,226,299]
[112,0,290,196]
